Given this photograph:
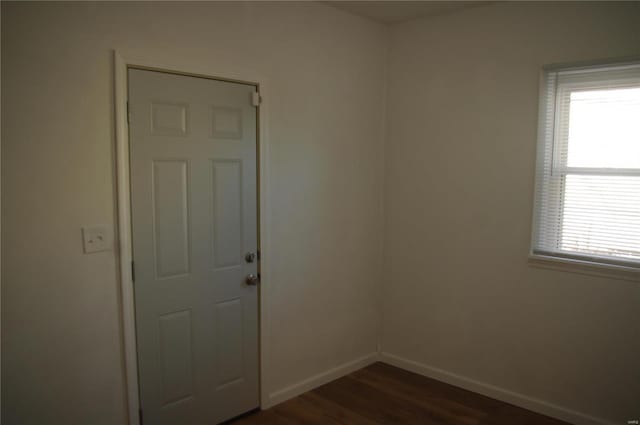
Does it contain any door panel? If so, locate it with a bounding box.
[152,160,190,278]
[214,298,244,387]
[129,68,259,425]
[211,160,243,268]
[158,309,194,405]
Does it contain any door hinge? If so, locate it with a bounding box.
[251,91,261,107]
[131,261,135,282]
[126,101,132,124]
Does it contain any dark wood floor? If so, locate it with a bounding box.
[229,362,569,425]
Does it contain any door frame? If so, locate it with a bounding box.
[114,50,272,425]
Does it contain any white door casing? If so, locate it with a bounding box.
[128,68,259,424]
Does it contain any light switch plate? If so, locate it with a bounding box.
[82,225,111,253]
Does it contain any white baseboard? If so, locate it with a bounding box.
[380,352,614,425]
[265,352,379,408]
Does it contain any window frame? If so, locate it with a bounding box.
[529,58,640,279]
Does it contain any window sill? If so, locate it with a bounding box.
[528,254,640,282]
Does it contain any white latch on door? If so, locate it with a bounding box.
[251,91,261,107]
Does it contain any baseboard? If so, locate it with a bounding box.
[266,352,379,408]
[380,352,614,425]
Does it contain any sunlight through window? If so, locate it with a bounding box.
[532,62,640,267]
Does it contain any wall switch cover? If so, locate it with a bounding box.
[82,225,111,253]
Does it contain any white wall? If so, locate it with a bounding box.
[0,2,386,424]
[383,2,640,424]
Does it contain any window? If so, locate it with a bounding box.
[531,60,640,269]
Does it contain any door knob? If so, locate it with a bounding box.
[245,274,259,286]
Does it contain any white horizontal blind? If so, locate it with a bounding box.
[532,61,640,268]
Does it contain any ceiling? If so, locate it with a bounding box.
[325,1,490,24]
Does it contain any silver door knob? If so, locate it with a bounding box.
[245,274,259,286]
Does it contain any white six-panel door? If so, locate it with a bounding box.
[128,68,259,425]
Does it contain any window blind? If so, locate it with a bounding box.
[532,61,640,268]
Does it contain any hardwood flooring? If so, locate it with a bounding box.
[228,362,569,425]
